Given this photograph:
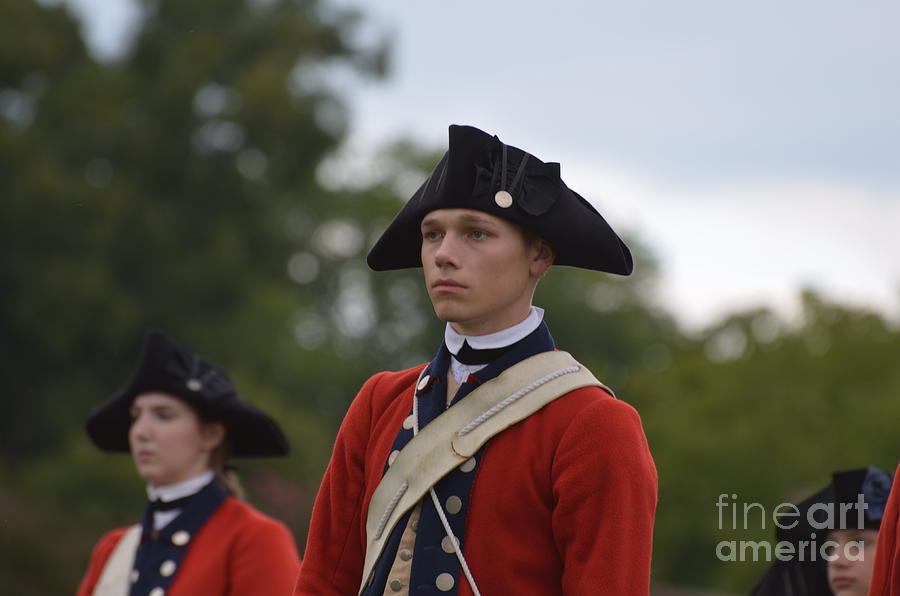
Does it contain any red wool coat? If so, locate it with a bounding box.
[869,462,900,595]
[77,497,300,596]
[295,363,658,595]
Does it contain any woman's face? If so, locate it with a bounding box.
[826,528,878,596]
[128,392,224,487]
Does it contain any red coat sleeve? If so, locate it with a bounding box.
[869,462,900,596]
[294,372,385,595]
[551,397,658,595]
[228,511,301,594]
[76,528,128,596]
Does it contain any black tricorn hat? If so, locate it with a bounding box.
[366,124,633,274]
[778,466,892,542]
[751,466,892,596]
[85,330,289,458]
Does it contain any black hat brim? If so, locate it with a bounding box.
[86,390,289,458]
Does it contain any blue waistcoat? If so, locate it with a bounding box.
[130,480,227,595]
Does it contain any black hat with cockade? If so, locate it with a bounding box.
[366,124,633,274]
[85,330,289,457]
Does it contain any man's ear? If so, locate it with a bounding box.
[530,240,555,278]
[200,421,226,452]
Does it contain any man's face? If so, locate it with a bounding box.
[420,208,553,336]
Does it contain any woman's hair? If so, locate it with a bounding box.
[209,438,245,500]
[197,404,245,500]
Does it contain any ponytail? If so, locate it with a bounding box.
[210,442,245,500]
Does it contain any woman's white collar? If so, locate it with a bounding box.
[146,469,215,503]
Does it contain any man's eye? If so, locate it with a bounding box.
[470,230,487,240]
[423,230,441,240]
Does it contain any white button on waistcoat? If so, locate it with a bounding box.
[445,496,462,515]
[436,573,455,591]
[459,458,476,473]
[159,559,176,577]
[441,535,457,553]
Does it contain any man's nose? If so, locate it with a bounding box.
[433,233,461,268]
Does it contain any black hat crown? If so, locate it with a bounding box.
[366,124,633,275]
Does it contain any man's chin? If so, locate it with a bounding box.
[431,304,464,323]
[435,314,461,326]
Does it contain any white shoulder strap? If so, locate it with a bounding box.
[359,350,607,593]
[92,524,141,596]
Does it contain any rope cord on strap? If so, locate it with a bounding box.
[375,481,408,540]
[457,365,581,437]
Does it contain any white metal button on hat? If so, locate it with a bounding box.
[494,190,513,208]
[159,560,176,577]
[186,378,202,391]
[171,530,190,546]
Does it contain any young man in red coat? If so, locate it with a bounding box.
[296,124,657,595]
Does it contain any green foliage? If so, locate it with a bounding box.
[1,0,387,592]
[3,1,899,594]
[641,294,900,591]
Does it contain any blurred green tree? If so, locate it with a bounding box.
[1,0,392,591]
[642,291,900,591]
[3,1,899,594]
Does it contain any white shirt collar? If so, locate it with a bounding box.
[146,469,214,503]
[449,360,487,385]
[444,306,544,355]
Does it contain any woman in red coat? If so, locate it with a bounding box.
[77,330,300,596]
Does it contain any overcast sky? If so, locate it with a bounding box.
[67,0,900,329]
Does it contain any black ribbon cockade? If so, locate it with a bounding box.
[861,466,893,520]
[472,146,562,216]
[164,349,233,404]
